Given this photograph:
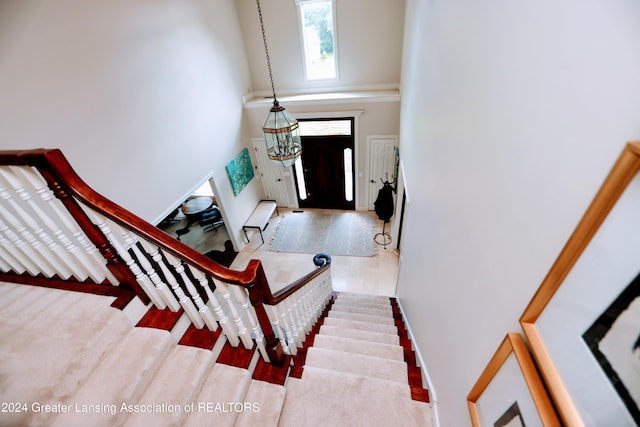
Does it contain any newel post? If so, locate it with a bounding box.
[246,261,285,366]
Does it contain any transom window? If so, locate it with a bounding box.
[296,0,337,81]
[298,119,351,136]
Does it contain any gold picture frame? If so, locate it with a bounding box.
[467,332,560,426]
[520,141,640,426]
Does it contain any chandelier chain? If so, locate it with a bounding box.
[256,0,277,100]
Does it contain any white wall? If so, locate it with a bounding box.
[398,0,640,426]
[0,0,265,247]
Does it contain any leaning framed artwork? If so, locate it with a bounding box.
[226,148,255,196]
[520,141,640,426]
[467,332,560,427]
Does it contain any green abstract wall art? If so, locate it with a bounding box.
[226,148,255,196]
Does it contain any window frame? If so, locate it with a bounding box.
[295,0,339,82]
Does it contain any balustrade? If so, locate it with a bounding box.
[0,149,333,366]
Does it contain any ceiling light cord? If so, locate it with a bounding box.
[256,0,277,101]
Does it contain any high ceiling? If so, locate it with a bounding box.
[233,0,406,97]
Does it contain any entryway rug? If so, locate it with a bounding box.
[269,212,375,257]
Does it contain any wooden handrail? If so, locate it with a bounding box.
[267,254,331,304]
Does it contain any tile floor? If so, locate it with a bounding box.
[160,208,399,297]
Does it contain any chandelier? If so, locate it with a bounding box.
[256,0,302,168]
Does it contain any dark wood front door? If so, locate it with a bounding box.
[295,135,355,210]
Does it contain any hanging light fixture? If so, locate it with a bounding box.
[256,0,302,168]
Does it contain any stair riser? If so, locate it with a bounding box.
[319,324,400,346]
[305,347,408,384]
[323,317,398,336]
[330,304,393,318]
[313,334,404,361]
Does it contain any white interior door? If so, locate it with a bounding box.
[252,138,290,207]
[368,136,398,210]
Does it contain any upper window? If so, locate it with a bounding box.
[296,0,337,81]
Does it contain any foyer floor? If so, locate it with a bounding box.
[161,208,399,297]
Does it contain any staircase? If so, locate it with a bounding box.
[0,283,434,427]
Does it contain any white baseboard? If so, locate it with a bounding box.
[395,298,441,427]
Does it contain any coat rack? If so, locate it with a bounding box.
[373,174,396,249]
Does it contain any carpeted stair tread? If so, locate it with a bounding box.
[312,334,404,361]
[182,363,252,427]
[122,345,215,427]
[0,283,116,330]
[47,328,174,427]
[328,310,396,326]
[322,316,398,336]
[331,300,393,312]
[0,287,133,427]
[235,380,286,427]
[336,293,391,305]
[278,366,433,427]
[333,299,391,309]
[319,324,400,346]
[329,304,393,318]
[0,282,38,310]
[304,347,408,384]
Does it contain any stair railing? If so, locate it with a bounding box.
[0,149,332,366]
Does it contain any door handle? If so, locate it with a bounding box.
[275,178,282,182]
[370,179,376,183]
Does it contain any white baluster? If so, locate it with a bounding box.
[188,269,239,346]
[0,234,27,274]
[179,264,217,330]
[0,181,74,279]
[213,279,254,349]
[2,167,92,281]
[0,213,51,277]
[231,285,268,361]
[290,295,306,345]
[300,287,313,333]
[0,256,11,273]
[186,270,219,331]
[162,252,206,329]
[275,302,298,354]
[134,239,181,311]
[14,166,114,284]
[285,298,304,348]
[267,305,291,355]
[314,274,328,317]
[144,246,202,326]
[324,272,334,304]
[86,210,165,308]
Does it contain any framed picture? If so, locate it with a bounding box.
[467,332,560,427]
[520,141,640,426]
[226,148,255,196]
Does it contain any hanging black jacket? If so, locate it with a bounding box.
[374,182,395,223]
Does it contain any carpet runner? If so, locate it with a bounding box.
[0,283,433,426]
[280,293,433,426]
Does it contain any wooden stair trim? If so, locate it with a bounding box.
[136,307,184,331]
[178,324,223,350]
[216,341,256,369]
[0,272,136,309]
[252,355,293,386]
[389,297,430,403]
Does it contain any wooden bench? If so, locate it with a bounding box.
[242,200,279,244]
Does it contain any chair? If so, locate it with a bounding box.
[199,207,224,232]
